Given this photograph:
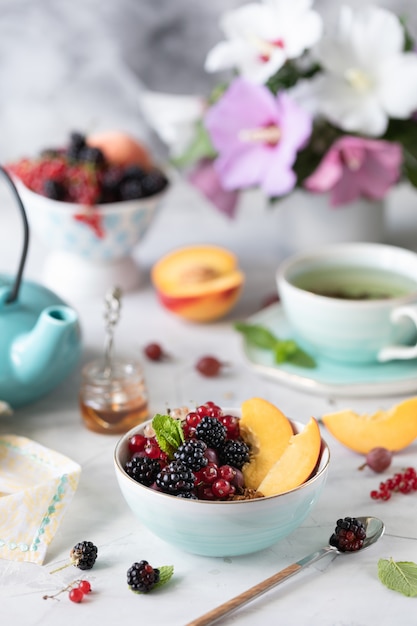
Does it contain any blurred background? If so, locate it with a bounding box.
[0,0,415,162]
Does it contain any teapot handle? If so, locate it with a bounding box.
[0,165,29,304]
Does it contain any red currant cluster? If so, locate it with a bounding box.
[370,467,417,500]
[43,579,92,603]
[194,461,244,500]
[128,431,169,464]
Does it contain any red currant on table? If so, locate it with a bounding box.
[195,356,224,378]
[69,587,84,603]
[78,580,92,595]
[144,342,165,361]
[369,466,417,500]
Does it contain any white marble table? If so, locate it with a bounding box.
[1,179,417,626]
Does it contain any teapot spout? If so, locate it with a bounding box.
[11,305,81,385]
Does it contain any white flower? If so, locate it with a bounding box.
[139,91,205,156]
[306,5,417,136]
[205,0,323,84]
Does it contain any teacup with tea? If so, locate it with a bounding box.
[276,243,417,364]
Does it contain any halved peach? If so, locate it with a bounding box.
[151,245,244,322]
[87,131,153,170]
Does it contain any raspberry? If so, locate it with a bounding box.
[127,560,160,593]
[195,416,227,448]
[124,456,161,486]
[70,541,98,570]
[156,461,195,495]
[329,517,366,552]
[219,439,250,469]
[174,440,208,471]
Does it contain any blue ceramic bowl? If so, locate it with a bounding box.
[114,411,330,557]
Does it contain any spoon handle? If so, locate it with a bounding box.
[186,546,336,626]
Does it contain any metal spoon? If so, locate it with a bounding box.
[186,516,384,626]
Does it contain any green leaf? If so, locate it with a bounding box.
[378,558,417,597]
[235,322,316,369]
[234,322,278,349]
[154,565,174,589]
[273,339,297,363]
[152,414,184,458]
[171,121,217,169]
[287,348,317,369]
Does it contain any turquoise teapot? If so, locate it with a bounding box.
[0,167,81,408]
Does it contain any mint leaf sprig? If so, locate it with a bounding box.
[152,414,184,459]
[234,322,316,369]
[378,558,417,597]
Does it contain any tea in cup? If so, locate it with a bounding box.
[276,243,417,364]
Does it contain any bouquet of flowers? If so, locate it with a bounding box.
[141,1,417,218]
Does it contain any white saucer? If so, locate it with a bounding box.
[240,303,417,397]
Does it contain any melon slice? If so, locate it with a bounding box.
[321,398,417,454]
[240,397,294,490]
[258,418,322,497]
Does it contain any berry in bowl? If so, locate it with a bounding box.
[7,131,169,300]
[114,397,330,557]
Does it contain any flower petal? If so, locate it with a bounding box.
[187,160,240,218]
[379,54,417,119]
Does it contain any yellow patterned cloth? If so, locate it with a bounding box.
[0,434,81,564]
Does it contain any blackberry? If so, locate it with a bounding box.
[329,517,366,552]
[195,416,227,449]
[100,166,124,203]
[67,132,86,161]
[156,460,195,495]
[219,440,250,469]
[79,145,106,167]
[127,560,160,593]
[70,541,98,570]
[124,456,160,486]
[141,169,168,197]
[119,178,144,200]
[43,179,66,201]
[176,491,198,499]
[174,440,208,471]
[123,165,147,180]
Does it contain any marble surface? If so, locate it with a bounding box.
[1,176,417,625]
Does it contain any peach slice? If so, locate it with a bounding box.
[240,397,294,490]
[321,398,417,454]
[258,418,322,497]
[151,245,244,322]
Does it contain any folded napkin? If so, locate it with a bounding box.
[0,434,81,564]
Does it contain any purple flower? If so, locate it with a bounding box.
[187,159,240,218]
[204,78,312,198]
[304,136,403,207]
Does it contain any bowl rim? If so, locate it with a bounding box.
[114,412,330,505]
[13,176,168,214]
